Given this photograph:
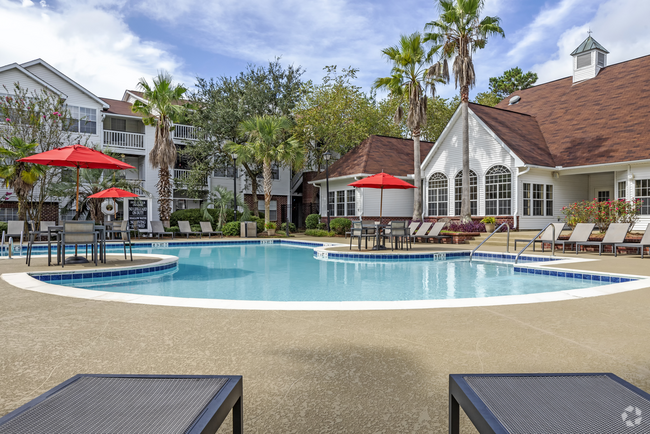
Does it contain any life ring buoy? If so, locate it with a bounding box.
[101,200,118,215]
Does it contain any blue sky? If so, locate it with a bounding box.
[1,0,649,101]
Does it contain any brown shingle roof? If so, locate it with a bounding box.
[469,103,555,167]
[101,98,142,118]
[312,135,434,182]
[493,54,650,167]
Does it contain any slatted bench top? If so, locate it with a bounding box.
[450,373,650,434]
[0,374,243,434]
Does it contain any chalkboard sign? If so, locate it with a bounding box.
[128,199,148,230]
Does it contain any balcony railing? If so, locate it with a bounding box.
[173,124,199,141]
[173,169,207,187]
[104,130,145,149]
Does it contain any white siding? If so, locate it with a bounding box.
[573,51,606,83]
[422,111,515,218]
[589,172,616,200]
[0,68,45,94]
[24,64,100,109]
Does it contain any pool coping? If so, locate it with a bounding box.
[2,241,649,311]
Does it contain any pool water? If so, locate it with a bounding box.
[60,244,609,302]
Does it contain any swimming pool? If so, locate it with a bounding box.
[50,243,619,302]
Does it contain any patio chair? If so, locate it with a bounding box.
[1,220,26,249]
[106,220,133,261]
[418,222,451,244]
[576,222,630,255]
[178,221,201,239]
[382,221,410,251]
[410,222,432,243]
[349,221,375,250]
[514,223,566,252]
[613,223,650,258]
[60,221,98,267]
[25,221,56,266]
[199,221,223,238]
[145,221,174,239]
[554,223,595,253]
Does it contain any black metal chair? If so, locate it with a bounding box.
[25,221,56,266]
[60,221,98,267]
[382,221,410,251]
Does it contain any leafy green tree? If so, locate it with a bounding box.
[489,67,537,99]
[226,116,304,224]
[421,96,460,142]
[185,59,304,209]
[131,72,188,223]
[425,0,505,222]
[294,66,402,170]
[374,32,444,221]
[200,185,250,229]
[473,91,500,107]
[0,137,47,220]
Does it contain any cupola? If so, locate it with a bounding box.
[571,34,609,83]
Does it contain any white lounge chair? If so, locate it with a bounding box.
[554,223,595,253]
[514,223,566,252]
[613,223,650,258]
[576,223,630,255]
[200,221,223,238]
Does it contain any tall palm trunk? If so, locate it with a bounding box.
[412,128,423,221]
[262,160,273,224]
[157,166,173,223]
[460,85,471,223]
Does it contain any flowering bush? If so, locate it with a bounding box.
[562,199,641,232]
[446,221,486,233]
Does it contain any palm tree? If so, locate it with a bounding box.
[0,137,47,221]
[131,72,188,224]
[424,0,504,223]
[200,185,250,229]
[374,32,443,221]
[226,115,304,224]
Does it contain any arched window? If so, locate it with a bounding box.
[485,165,512,215]
[455,170,478,216]
[428,173,448,216]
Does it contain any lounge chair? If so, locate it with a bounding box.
[410,222,432,243]
[418,222,451,243]
[554,223,595,253]
[178,220,201,239]
[200,221,223,238]
[576,222,630,255]
[514,223,565,252]
[613,223,650,258]
[407,221,420,238]
[349,221,375,250]
[144,221,174,239]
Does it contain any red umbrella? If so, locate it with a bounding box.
[88,187,139,220]
[348,172,416,219]
[18,145,135,217]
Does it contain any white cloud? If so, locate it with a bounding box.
[532,0,650,84]
[0,0,188,99]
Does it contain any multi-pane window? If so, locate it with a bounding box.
[66,105,97,134]
[327,191,335,216]
[0,208,19,221]
[636,180,650,215]
[427,173,448,216]
[522,183,531,216]
[597,191,610,202]
[213,166,235,178]
[485,166,511,215]
[258,200,277,221]
[532,184,544,216]
[454,170,477,215]
[618,181,626,200]
[546,185,554,216]
[346,190,356,216]
[336,191,345,216]
[522,183,553,216]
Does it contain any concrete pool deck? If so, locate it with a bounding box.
[1,234,650,432]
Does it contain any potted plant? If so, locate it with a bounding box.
[265,221,277,236]
[480,216,496,233]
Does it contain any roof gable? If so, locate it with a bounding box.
[100,97,143,118]
[0,62,66,97]
[571,36,609,56]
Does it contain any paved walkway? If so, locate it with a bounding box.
[1,235,650,433]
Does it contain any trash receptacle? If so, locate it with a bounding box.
[240,221,257,238]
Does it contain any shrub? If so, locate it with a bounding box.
[305,229,335,237]
[222,221,240,236]
[0,222,7,234]
[191,224,201,232]
[446,222,485,233]
[305,213,320,229]
[281,222,297,232]
[329,218,351,235]
[165,226,180,233]
[562,199,641,232]
[480,216,496,224]
[317,222,327,230]
[265,221,277,230]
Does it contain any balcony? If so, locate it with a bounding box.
[103,130,145,150]
[173,169,207,188]
[173,124,199,141]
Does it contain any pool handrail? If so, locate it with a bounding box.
[514,222,556,264]
[470,222,510,262]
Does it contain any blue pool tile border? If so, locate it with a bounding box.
[513,266,638,283]
[30,261,178,282]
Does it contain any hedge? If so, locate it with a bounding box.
[305,229,335,237]
[222,221,240,236]
[329,218,351,235]
[305,214,320,229]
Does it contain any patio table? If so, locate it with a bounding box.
[449,373,650,433]
[0,374,243,434]
[369,223,387,251]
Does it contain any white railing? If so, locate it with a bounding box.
[104,130,145,149]
[173,169,207,187]
[173,124,199,141]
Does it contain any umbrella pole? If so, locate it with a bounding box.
[380,188,383,221]
[75,166,80,220]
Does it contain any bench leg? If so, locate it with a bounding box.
[233,396,243,434]
[449,393,459,434]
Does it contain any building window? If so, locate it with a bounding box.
[258,200,277,220]
[454,170,477,215]
[636,180,650,215]
[0,208,19,221]
[618,181,626,200]
[577,53,591,69]
[328,191,335,216]
[533,184,544,216]
[66,105,97,134]
[597,191,610,202]
[336,191,345,216]
[522,183,531,216]
[346,190,355,216]
[427,172,448,216]
[213,166,235,178]
[485,165,511,215]
[546,185,554,216]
